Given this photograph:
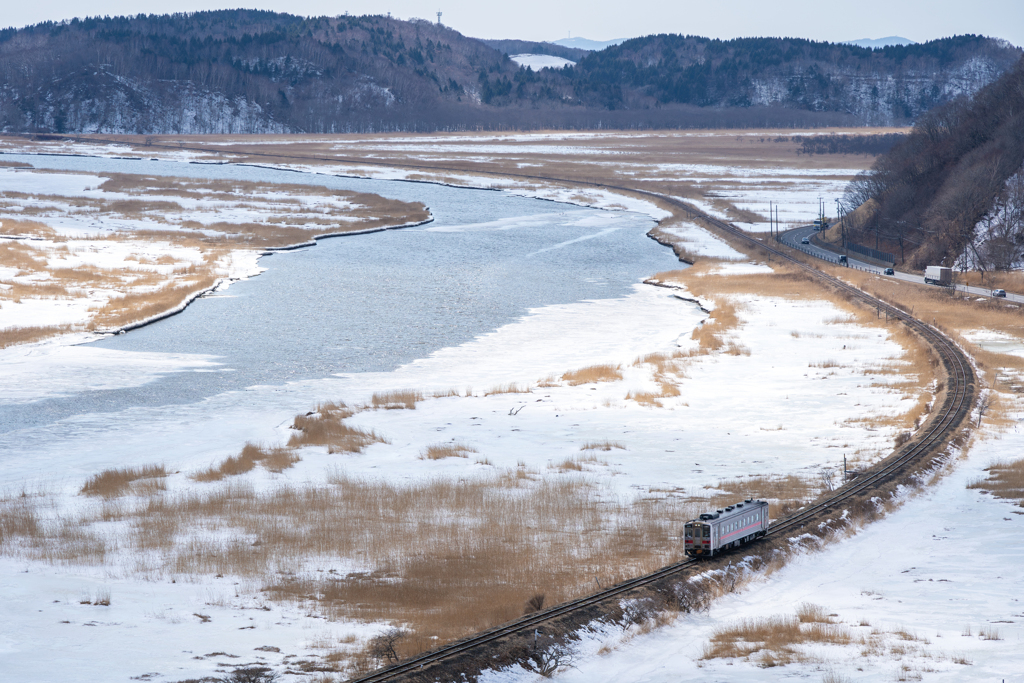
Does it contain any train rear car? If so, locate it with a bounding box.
[684,499,769,558]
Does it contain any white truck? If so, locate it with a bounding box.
[924,266,952,286]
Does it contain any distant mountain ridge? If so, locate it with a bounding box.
[552,37,626,51]
[844,36,917,48]
[0,11,1018,134]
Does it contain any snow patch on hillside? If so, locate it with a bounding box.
[511,54,576,70]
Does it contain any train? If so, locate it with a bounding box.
[684,499,769,558]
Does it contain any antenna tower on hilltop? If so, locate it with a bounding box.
[436,10,442,25]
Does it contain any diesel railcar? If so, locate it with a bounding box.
[684,499,769,558]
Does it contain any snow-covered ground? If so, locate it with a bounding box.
[510,54,576,70]
[483,415,1024,683]
[3,136,978,682]
[658,222,747,261]
[0,265,927,682]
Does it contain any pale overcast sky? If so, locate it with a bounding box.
[3,0,1022,48]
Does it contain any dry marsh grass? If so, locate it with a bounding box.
[192,442,300,482]
[551,453,608,472]
[580,440,625,451]
[701,613,852,666]
[88,275,218,329]
[80,465,167,498]
[666,473,823,519]
[420,442,477,460]
[691,298,741,353]
[2,470,707,659]
[288,403,387,454]
[625,390,666,407]
[795,602,835,623]
[0,324,73,349]
[967,458,1024,504]
[0,218,58,238]
[0,241,48,271]
[484,382,531,395]
[371,389,424,410]
[561,364,623,386]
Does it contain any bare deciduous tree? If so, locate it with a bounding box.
[524,633,579,678]
[221,667,278,683]
[367,627,408,665]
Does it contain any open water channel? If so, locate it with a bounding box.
[1,155,680,440]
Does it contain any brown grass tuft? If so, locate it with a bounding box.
[371,389,424,410]
[561,364,623,386]
[967,458,1024,505]
[795,603,834,623]
[580,440,625,451]
[419,442,478,460]
[702,613,851,664]
[0,324,74,349]
[288,403,388,454]
[192,442,299,482]
[80,465,168,498]
[625,390,664,407]
[484,382,531,395]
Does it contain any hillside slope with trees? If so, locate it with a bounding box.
[0,11,1019,134]
[843,55,1024,270]
[551,35,1018,124]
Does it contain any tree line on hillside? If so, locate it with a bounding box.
[843,55,1024,270]
[796,133,905,156]
[0,11,1019,134]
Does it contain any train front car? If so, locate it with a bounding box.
[684,511,718,557]
[684,499,769,558]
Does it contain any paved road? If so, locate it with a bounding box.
[777,225,1024,304]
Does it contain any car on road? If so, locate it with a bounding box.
[884,267,895,275]
[801,237,810,245]
[992,289,1007,298]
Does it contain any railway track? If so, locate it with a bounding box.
[342,193,975,683]
[19,137,978,681]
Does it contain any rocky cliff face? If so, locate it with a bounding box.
[745,55,1009,125]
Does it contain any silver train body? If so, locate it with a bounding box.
[684,499,769,558]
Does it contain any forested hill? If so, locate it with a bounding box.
[843,55,1024,269]
[0,10,1020,134]
[0,11,513,134]
[557,35,1020,123]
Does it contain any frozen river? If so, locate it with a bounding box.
[0,155,679,437]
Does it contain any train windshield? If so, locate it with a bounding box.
[684,525,693,539]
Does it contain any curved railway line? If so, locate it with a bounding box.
[20,137,979,682]
[343,190,976,683]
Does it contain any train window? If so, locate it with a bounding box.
[685,527,693,539]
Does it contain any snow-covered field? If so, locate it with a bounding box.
[5,133,1012,683]
[483,413,1024,683]
[0,259,927,681]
